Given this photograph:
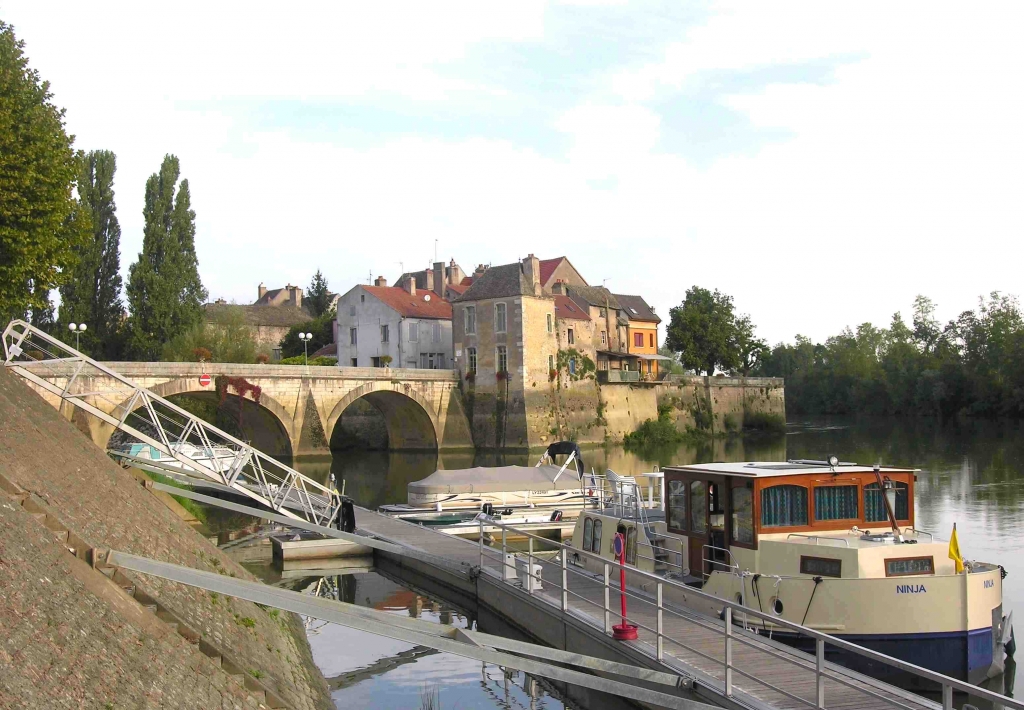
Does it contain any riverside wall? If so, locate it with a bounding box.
[0,366,332,709]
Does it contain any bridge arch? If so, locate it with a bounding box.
[325,381,440,451]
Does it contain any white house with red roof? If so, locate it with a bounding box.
[336,276,454,369]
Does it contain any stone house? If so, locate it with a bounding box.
[552,294,596,377]
[336,277,453,369]
[255,283,304,308]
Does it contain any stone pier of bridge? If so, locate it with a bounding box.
[24,362,474,458]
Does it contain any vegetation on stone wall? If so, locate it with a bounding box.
[555,348,595,385]
[623,403,686,448]
[163,308,265,363]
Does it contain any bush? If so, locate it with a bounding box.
[623,404,683,448]
[280,308,335,359]
[743,410,786,434]
[163,308,260,363]
[277,355,337,366]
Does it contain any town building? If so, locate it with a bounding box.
[202,301,312,355]
[335,276,453,368]
[256,283,304,308]
[614,294,664,379]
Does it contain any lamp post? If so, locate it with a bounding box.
[68,322,87,350]
[299,332,313,365]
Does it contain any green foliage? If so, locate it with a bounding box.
[623,404,684,448]
[307,269,332,318]
[59,150,125,358]
[758,293,1024,418]
[280,308,334,358]
[142,471,207,523]
[657,346,686,375]
[126,155,207,359]
[733,314,768,376]
[162,307,262,363]
[665,287,739,375]
[277,355,338,366]
[556,348,596,381]
[0,22,90,323]
[742,410,787,434]
[247,669,264,679]
[238,616,256,629]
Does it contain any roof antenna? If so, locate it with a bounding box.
[434,239,438,264]
[396,261,404,275]
[368,270,372,285]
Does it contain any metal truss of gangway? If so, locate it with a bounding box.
[1,319,341,528]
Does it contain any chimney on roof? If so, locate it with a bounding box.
[474,264,488,278]
[432,261,445,296]
[374,276,387,287]
[425,268,434,293]
[448,259,463,287]
[405,277,416,295]
[288,284,302,308]
[258,282,267,300]
[522,254,542,296]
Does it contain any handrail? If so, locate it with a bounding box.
[902,527,934,542]
[478,517,1020,710]
[787,533,850,547]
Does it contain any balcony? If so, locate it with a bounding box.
[598,370,640,383]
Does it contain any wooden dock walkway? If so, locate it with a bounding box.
[353,506,939,710]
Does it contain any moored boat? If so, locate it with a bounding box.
[568,459,1014,685]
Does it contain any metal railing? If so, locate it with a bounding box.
[476,518,1020,710]
[786,534,851,547]
[2,320,341,527]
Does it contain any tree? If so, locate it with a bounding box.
[280,309,335,359]
[126,155,207,359]
[162,307,263,364]
[665,286,739,375]
[58,150,124,356]
[0,21,90,324]
[733,314,768,376]
[307,269,332,318]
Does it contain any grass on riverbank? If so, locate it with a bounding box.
[142,471,207,524]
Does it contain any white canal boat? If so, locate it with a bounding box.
[567,459,1014,685]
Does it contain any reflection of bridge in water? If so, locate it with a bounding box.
[20,361,473,457]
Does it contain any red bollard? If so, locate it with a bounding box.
[612,532,638,640]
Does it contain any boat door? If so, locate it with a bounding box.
[687,479,709,577]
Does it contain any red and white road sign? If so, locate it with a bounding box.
[198,373,212,387]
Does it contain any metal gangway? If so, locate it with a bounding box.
[1,319,341,528]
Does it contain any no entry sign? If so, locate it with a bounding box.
[199,373,212,387]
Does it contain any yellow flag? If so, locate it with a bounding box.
[949,523,964,574]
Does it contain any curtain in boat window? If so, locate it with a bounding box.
[760,485,808,527]
[668,480,687,531]
[626,527,637,564]
[814,485,859,521]
[593,520,602,554]
[690,481,707,534]
[583,517,594,551]
[864,482,909,521]
[731,486,754,543]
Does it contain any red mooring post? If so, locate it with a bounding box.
[612,532,638,640]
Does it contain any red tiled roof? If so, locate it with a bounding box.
[539,257,565,286]
[460,276,474,286]
[446,283,469,295]
[554,294,591,321]
[362,286,452,319]
[311,343,337,358]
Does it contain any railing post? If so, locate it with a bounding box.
[942,683,952,710]
[501,526,507,561]
[478,520,484,569]
[816,637,825,708]
[604,563,611,634]
[527,536,534,596]
[724,606,733,697]
[561,547,568,612]
[657,582,664,661]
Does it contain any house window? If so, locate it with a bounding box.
[731,485,754,544]
[569,358,576,375]
[547,313,553,333]
[351,358,358,367]
[496,345,508,373]
[409,322,418,341]
[495,303,507,333]
[432,322,441,343]
[601,331,606,346]
[592,519,602,553]
[761,485,808,527]
[667,480,687,532]
[420,353,427,368]
[465,306,476,334]
[814,485,859,521]
[634,332,643,347]
[649,333,654,348]
[548,355,554,372]
[436,353,445,369]
[468,347,477,372]
[865,481,909,521]
[599,308,607,318]
[361,294,365,303]
[380,325,389,343]
[690,481,707,534]
[567,328,574,345]
[349,306,356,316]
[349,328,357,345]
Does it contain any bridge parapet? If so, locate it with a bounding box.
[102,362,459,382]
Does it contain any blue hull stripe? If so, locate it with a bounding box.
[771,627,994,684]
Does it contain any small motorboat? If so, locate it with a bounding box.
[567,458,1014,685]
[109,441,239,479]
[380,441,594,515]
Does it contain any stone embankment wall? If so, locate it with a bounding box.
[0,367,332,709]
[462,374,785,449]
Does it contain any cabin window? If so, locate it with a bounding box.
[814,485,859,521]
[885,556,934,577]
[667,480,687,531]
[761,485,808,527]
[593,519,602,553]
[800,556,842,578]
[865,481,909,522]
[731,485,754,544]
[626,527,637,565]
[690,481,707,535]
[583,517,594,551]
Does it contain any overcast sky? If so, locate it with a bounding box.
[5,1,1022,344]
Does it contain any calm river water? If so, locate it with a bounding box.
[275,416,1023,707]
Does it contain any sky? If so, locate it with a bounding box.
[4,1,1023,344]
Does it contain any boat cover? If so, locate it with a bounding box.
[409,465,583,495]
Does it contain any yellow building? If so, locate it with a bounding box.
[614,294,664,379]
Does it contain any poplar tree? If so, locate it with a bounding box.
[307,269,331,318]
[126,155,207,359]
[59,150,124,356]
[0,21,89,324]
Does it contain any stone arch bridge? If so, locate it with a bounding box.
[28,362,473,458]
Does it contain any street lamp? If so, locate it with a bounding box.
[68,322,87,350]
[299,332,313,365]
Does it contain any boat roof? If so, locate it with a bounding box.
[664,461,918,479]
[409,465,581,495]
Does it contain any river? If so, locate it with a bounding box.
[246,417,1023,707]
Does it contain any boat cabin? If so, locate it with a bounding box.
[663,461,917,577]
